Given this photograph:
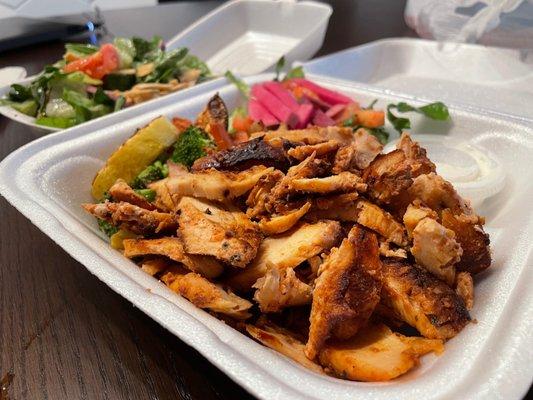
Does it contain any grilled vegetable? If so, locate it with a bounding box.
[91,116,179,200]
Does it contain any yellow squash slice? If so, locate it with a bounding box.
[91,116,179,200]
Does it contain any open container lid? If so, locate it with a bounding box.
[166,0,332,75]
[301,38,533,124]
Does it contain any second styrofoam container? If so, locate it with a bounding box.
[166,0,332,75]
[301,38,533,123]
[0,73,532,400]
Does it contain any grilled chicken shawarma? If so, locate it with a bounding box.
[332,128,383,173]
[108,179,158,211]
[409,173,472,216]
[306,226,382,360]
[123,237,224,278]
[441,210,491,274]
[319,323,443,382]
[163,165,273,203]
[381,259,470,339]
[253,126,357,145]
[403,202,438,238]
[195,93,229,131]
[455,271,474,310]
[227,220,342,292]
[83,201,177,235]
[192,136,291,172]
[246,322,324,374]
[287,140,340,161]
[253,265,313,312]
[258,202,311,235]
[307,199,407,247]
[161,266,252,319]
[410,217,461,285]
[85,88,491,382]
[363,133,435,207]
[177,196,262,268]
[245,169,284,219]
[290,171,367,194]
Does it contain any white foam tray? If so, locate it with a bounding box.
[166,0,332,76]
[302,38,533,124]
[0,0,331,132]
[1,74,532,400]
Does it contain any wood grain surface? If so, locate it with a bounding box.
[3,1,505,399]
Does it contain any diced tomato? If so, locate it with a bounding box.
[355,109,385,128]
[63,44,119,79]
[209,122,233,150]
[232,114,254,133]
[171,117,192,132]
[233,130,249,145]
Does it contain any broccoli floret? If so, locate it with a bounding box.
[98,219,118,237]
[131,160,168,189]
[170,126,214,167]
[134,188,156,202]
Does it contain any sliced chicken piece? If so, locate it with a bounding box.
[306,226,382,360]
[319,323,443,382]
[379,241,407,259]
[354,201,407,246]
[161,266,251,320]
[441,210,491,275]
[313,192,359,210]
[266,152,329,214]
[195,93,229,131]
[396,133,436,177]
[455,271,474,310]
[192,136,290,172]
[245,169,284,219]
[149,178,178,211]
[177,196,262,268]
[163,165,273,202]
[83,201,177,235]
[409,173,472,216]
[123,237,224,279]
[381,259,470,339]
[253,126,356,145]
[290,172,367,194]
[411,217,461,285]
[307,199,407,247]
[227,220,342,292]
[362,133,435,207]
[108,179,158,210]
[258,202,311,235]
[287,140,340,161]
[253,265,312,312]
[332,128,383,173]
[403,202,438,238]
[246,322,324,374]
[141,257,172,276]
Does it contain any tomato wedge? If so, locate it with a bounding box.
[209,122,233,150]
[63,44,119,79]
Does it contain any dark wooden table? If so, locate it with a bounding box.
[1,1,500,399]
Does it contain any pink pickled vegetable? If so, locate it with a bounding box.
[251,84,299,128]
[263,81,300,111]
[296,103,314,128]
[291,78,352,105]
[313,110,336,127]
[248,99,279,127]
[325,104,346,119]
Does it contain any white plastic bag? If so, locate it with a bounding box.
[405,0,533,48]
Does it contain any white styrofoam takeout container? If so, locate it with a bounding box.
[1,73,532,400]
[0,0,332,132]
[302,38,533,124]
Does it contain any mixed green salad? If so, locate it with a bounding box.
[1,36,211,129]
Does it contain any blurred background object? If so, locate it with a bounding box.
[405,0,533,49]
[0,0,155,19]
